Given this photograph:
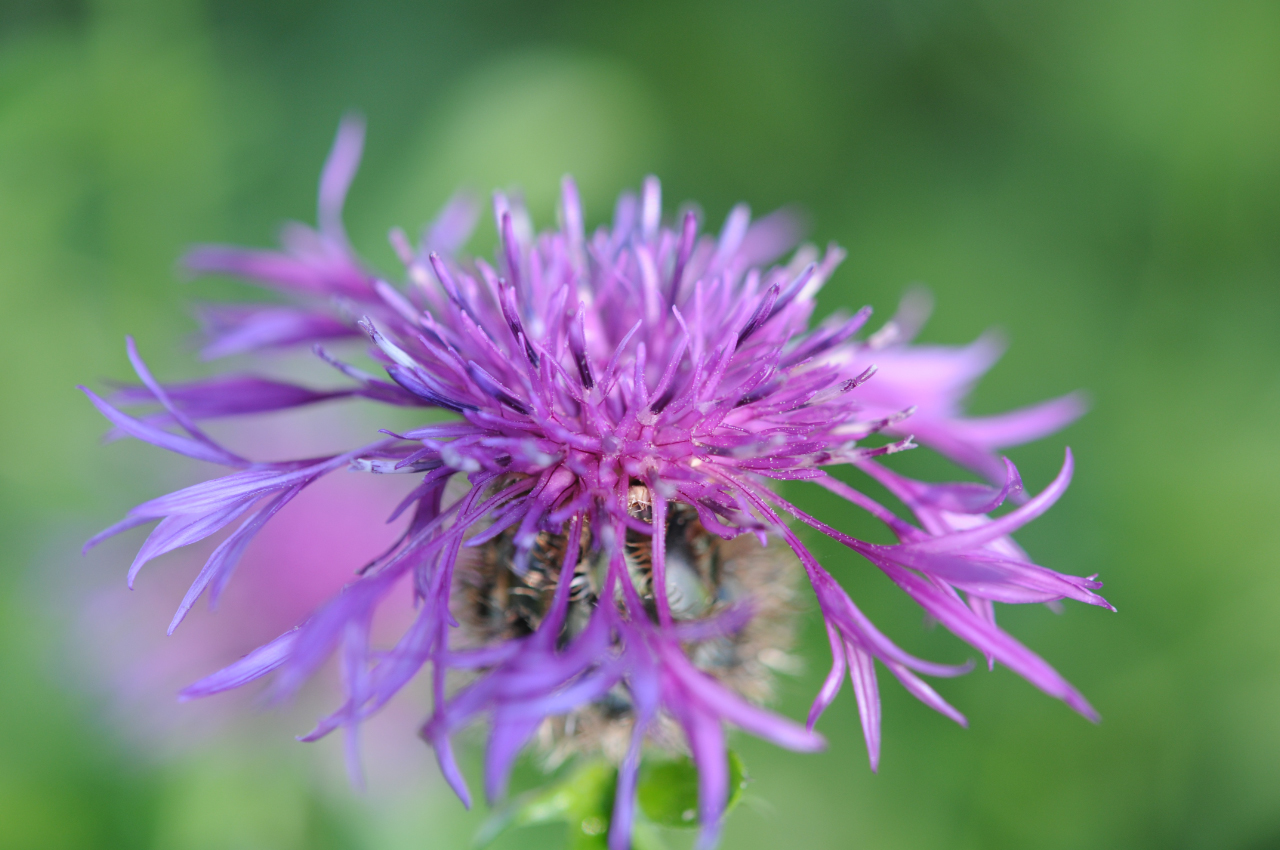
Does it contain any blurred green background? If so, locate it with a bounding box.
[3,0,1279,848]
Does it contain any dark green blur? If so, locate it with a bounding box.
[2,1,1278,847]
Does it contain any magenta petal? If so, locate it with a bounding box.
[948,392,1088,450]
[884,661,966,728]
[903,449,1074,554]
[883,563,1098,721]
[184,246,332,293]
[807,622,848,731]
[665,648,823,753]
[846,640,882,771]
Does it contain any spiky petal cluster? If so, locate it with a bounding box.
[83,117,1107,850]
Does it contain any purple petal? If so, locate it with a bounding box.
[425,728,473,809]
[483,713,543,803]
[167,483,305,634]
[641,176,662,243]
[845,640,882,771]
[135,465,321,517]
[80,386,244,467]
[125,499,254,587]
[318,114,365,240]
[125,337,224,449]
[712,203,750,270]
[198,305,355,359]
[610,646,658,850]
[112,374,354,423]
[178,629,300,700]
[686,708,728,850]
[183,245,357,296]
[736,206,807,270]
[273,564,407,701]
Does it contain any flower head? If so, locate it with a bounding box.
[84,117,1107,849]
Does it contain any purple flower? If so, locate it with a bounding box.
[84,117,1108,849]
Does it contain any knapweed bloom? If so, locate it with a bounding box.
[84,117,1108,849]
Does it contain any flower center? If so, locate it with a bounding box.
[454,483,802,763]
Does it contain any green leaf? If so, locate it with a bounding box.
[474,760,617,849]
[635,751,748,829]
